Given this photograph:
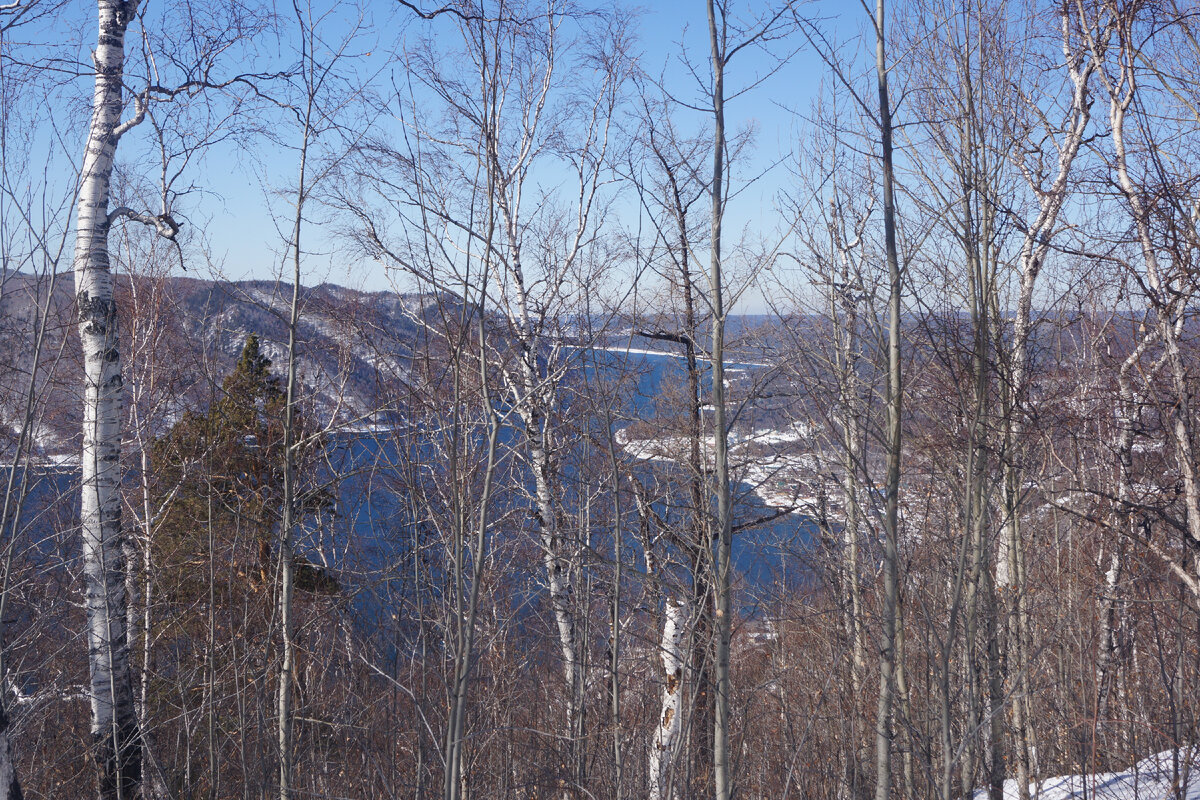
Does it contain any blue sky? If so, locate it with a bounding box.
[61,1,865,312]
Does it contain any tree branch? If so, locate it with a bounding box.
[107,207,180,240]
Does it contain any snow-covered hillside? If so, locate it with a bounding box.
[0,273,447,458]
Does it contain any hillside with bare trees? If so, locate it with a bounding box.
[4,0,1200,799]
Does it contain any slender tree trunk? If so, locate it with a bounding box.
[705,3,735,798]
[123,268,172,800]
[873,0,903,797]
[650,600,688,800]
[1095,334,1158,752]
[895,610,914,800]
[660,184,713,794]
[997,26,1096,796]
[133,414,166,800]
[276,88,313,800]
[680,217,712,800]
[494,173,581,795]
[828,197,868,692]
[1107,53,1200,589]
[74,2,143,796]
[605,417,624,800]
[962,106,1004,800]
[443,279,502,800]
[822,188,872,798]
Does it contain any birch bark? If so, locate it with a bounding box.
[275,104,306,800]
[649,600,687,800]
[475,12,616,786]
[1095,335,1158,750]
[74,1,143,796]
[1097,16,1200,589]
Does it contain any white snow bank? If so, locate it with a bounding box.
[976,749,1200,800]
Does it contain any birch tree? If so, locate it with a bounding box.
[1081,0,1200,599]
[649,598,687,800]
[904,4,1017,794]
[776,128,879,796]
[71,1,271,793]
[271,2,370,794]
[619,84,719,797]
[348,5,628,793]
[994,9,1104,794]
[74,3,167,793]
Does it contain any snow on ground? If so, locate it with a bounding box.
[974,749,1200,800]
[588,343,771,368]
[616,423,834,516]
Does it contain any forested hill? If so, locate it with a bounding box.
[0,272,449,461]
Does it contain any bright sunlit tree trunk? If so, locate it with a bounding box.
[649,599,687,800]
[74,1,143,796]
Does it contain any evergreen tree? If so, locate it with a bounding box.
[153,334,335,592]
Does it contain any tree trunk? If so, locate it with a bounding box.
[705,3,734,798]
[494,157,581,797]
[443,294,503,800]
[650,600,687,800]
[1095,334,1158,754]
[0,704,19,800]
[997,27,1097,795]
[74,2,143,796]
[276,115,308,800]
[873,0,903,797]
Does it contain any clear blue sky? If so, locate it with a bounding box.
[115,1,861,311]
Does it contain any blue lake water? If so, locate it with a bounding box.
[7,345,814,637]
[319,344,815,633]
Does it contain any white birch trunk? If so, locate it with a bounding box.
[999,10,1096,588]
[0,703,18,800]
[704,5,735,797]
[1097,336,1158,728]
[434,9,614,791]
[519,397,580,737]
[649,600,687,800]
[74,1,142,796]
[498,182,581,786]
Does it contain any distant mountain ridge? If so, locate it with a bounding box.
[0,271,450,461]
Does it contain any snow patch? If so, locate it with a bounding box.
[975,749,1200,800]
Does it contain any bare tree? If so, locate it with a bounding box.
[271,3,372,794]
[871,1,903,797]
[702,3,797,796]
[344,3,632,795]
